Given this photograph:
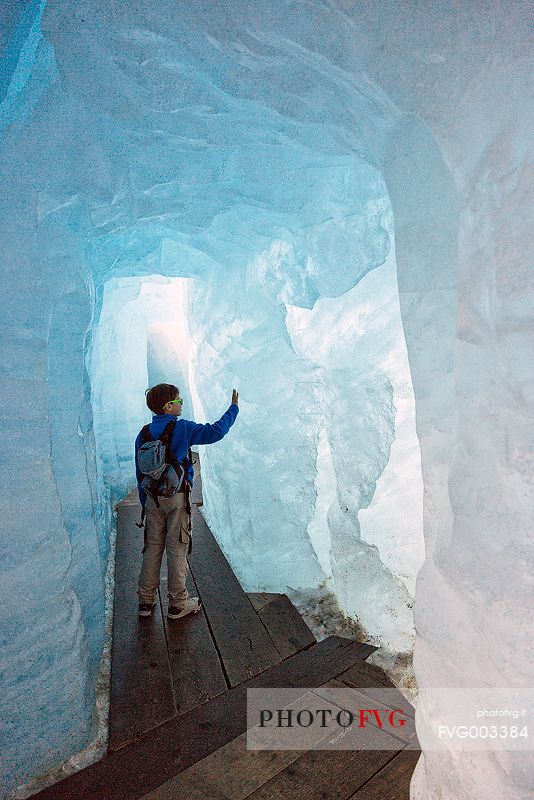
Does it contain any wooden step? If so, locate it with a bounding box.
[33,636,370,800]
[234,749,403,800]
[256,594,316,659]
[248,594,377,663]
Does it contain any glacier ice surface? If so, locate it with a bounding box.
[1,1,531,798]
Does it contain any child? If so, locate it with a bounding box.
[135,383,239,619]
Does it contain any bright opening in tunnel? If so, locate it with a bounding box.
[87,275,198,506]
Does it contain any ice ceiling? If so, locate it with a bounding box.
[1,1,531,798]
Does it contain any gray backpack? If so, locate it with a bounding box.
[137,420,188,508]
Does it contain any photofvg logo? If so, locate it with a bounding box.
[246,687,418,751]
[259,706,406,730]
[246,688,534,752]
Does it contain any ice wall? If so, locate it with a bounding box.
[1,0,531,798]
[286,238,425,653]
[0,181,105,796]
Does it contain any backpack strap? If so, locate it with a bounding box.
[140,423,153,444]
[136,425,152,531]
[160,419,177,463]
[161,421,192,491]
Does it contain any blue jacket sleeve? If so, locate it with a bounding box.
[187,403,239,446]
[134,432,147,508]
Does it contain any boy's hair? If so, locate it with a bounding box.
[145,383,179,415]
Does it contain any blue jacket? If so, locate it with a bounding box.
[135,403,239,508]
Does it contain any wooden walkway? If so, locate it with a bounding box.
[34,452,420,800]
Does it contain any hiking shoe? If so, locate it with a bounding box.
[138,602,155,617]
[167,597,201,619]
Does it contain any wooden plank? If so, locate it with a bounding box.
[138,674,410,800]
[159,560,229,716]
[351,642,379,660]
[248,592,285,611]
[113,501,145,587]
[348,748,421,799]
[33,636,371,800]
[188,507,282,685]
[244,746,400,800]
[138,734,302,800]
[337,663,416,719]
[109,500,176,751]
[109,579,176,752]
[338,660,395,688]
[138,692,347,800]
[312,679,417,747]
[257,594,316,659]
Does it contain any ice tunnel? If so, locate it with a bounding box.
[0,1,531,798]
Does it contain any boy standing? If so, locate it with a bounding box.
[135,383,239,619]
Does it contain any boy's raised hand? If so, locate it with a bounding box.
[231,389,239,406]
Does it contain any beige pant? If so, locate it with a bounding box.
[137,492,191,607]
